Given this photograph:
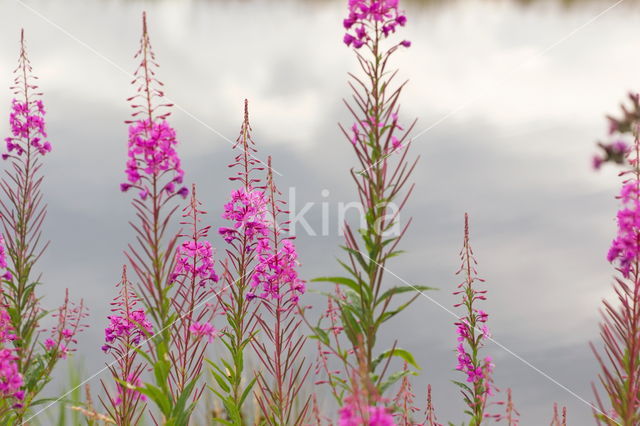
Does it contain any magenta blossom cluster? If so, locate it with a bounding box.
[607,181,640,278]
[339,402,396,425]
[172,240,219,286]
[102,309,153,353]
[113,373,146,406]
[0,349,23,403]
[249,239,305,301]
[455,313,493,386]
[219,188,269,244]
[189,322,217,343]
[4,98,51,159]
[121,118,187,199]
[0,236,11,281]
[343,0,410,48]
[0,310,15,344]
[44,337,69,359]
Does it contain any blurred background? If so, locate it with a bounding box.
[1,0,639,423]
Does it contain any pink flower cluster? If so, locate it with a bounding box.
[339,402,396,425]
[4,99,51,159]
[0,235,11,281]
[455,311,492,385]
[121,118,187,199]
[189,322,217,343]
[219,188,269,244]
[102,309,153,352]
[607,181,640,277]
[172,240,219,286]
[0,349,23,403]
[44,337,69,359]
[343,0,410,48]
[250,239,305,301]
[113,373,146,406]
[0,309,16,344]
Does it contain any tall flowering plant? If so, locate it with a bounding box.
[250,157,309,425]
[100,266,151,425]
[211,100,269,423]
[0,239,23,418]
[0,30,88,422]
[119,12,191,423]
[312,0,429,405]
[591,95,640,425]
[167,184,221,412]
[452,214,494,425]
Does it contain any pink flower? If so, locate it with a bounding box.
[103,309,153,352]
[0,235,12,281]
[251,239,306,301]
[121,118,187,199]
[189,322,217,343]
[0,349,23,400]
[343,0,409,49]
[112,373,146,406]
[172,240,219,286]
[219,188,269,245]
[0,309,16,344]
[4,98,51,159]
[608,181,640,277]
[339,401,396,425]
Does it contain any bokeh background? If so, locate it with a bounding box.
[1,0,639,423]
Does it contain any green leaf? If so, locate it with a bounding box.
[379,369,412,393]
[209,368,230,393]
[239,377,257,406]
[375,285,435,307]
[312,277,362,295]
[372,348,421,372]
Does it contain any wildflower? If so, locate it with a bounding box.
[339,401,396,425]
[103,309,153,351]
[4,98,51,159]
[219,188,269,245]
[189,322,217,343]
[0,235,11,280]
[172,240,219,286]
[0,348,23,400]
[453,214,494,421]
[122,119,187,199]
[607,181,640,277]
[112,373,146,406]
[251,239,305,301]
[343,0,409,49]
[0,309,16,343]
